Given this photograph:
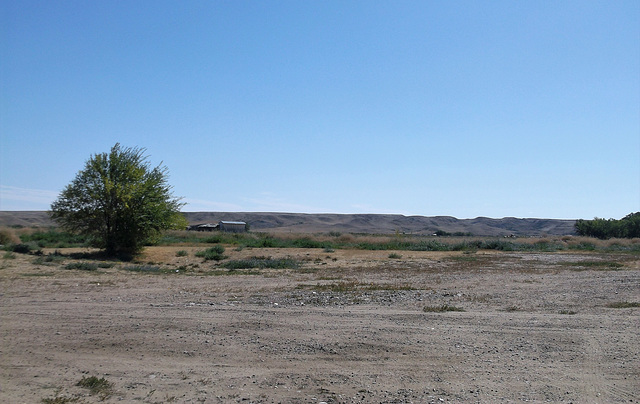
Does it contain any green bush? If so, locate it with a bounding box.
[195,245,227,261]
[65,262,98,271]
[122,265,162,273]
[9,243,35,254]
[575,212,640,239]
[221,257,300,269]
[20,230,88,248]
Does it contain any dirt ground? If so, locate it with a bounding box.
[1,246,639,403]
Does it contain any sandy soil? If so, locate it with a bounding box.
[1,246,639,403]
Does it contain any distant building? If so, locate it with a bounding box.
[186,223,219,232]
[219,221,247,233]
[187,221,247,233]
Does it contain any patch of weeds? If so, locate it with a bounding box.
[41,395,79,404]
[559,310,577,315]
[65,262,98,271]
[323,247,335,253]
[222,257,301,270]
[175,250,188,257]
[195,246,227,261]
[97,262,115,268]
[564,261,624,271]
[606,301,640,309]
[76,375,113,399]
[388,253,402,259]
[3,251,16,259]
[22,272,56,277]
[423,304,465,312]
[122,264,164,273]
[204,235,223,243]
[20,229,87,248]
[569,242,596,251]
[33,255,66,266]
[8,243,36,254]
[447,255,478,262]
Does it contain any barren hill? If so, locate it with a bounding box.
[0,211,576,236]
[184,212,576,236]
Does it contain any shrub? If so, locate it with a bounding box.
[606,301,640,309]
[122,265,163,273]
[19,230,88,248]
[221,257,300,269]
[423,304,465,312]
[175,250,188,257]
[65,262,98,271]
[195,245,226,261]
[9,243,34,254]
[76,375,113,398]
[0,227,20,245]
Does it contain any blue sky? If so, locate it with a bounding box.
[1,1,638,219]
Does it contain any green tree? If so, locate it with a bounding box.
[50,144,187,256]
[575,212,640,239]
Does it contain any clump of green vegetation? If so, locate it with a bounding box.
[76,375,113,399]
[33,252,66,265]
[20,229,88,248]
[423,304,465,313]
[575,212,640,239]
[204,269,262,276]
[503,306,520,312]
[65,262,99,271]
[41,395,79,404]
[175,250,188,257]
[388,253,402,259]
[564,261,624,270]
[606,301,640,309]
[222,256,301,270]
[122,264,164,273]
[155,229,640,253]
[3,251,16,259]
[195,245,226,261]
[6,243,37,254]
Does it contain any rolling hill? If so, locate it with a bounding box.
[0,211,576,236]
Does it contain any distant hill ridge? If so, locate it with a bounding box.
[0,211,576,236]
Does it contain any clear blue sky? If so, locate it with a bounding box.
[1,1,639,219]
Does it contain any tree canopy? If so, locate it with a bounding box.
[574,212,640,239]
[50,144,187,256]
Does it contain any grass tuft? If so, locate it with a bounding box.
[221,257,301,270]
[41,396,79,404]
[423,304,465,313]
[606,301,640,309]
[195,246,226,261]
[76,375,113,398]
[65,262,98,271]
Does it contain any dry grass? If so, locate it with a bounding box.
[0,227,21,244]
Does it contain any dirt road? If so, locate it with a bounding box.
[2,247,638,403]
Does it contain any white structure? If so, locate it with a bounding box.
[219,221,247,233]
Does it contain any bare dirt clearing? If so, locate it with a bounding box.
[2,246,639,403]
